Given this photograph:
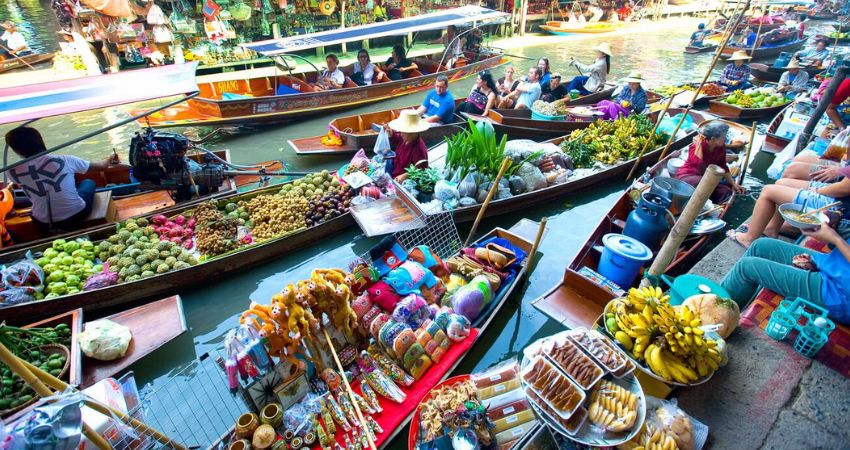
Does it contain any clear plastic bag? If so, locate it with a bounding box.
[1,251,44,291]
[822,127,850,161]
[374,127,392,156]
[457,172,479,197]
[5,389,85,450]
[83,262,119,291]
[0,288,36,307]
[433,180,459,202]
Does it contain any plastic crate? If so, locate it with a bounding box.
[765,297,835,358]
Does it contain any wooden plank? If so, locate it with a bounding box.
[81,296,187,388]
[22,309,84,387]
[113,191,176,221]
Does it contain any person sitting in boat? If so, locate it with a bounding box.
[384,110,429,179]
[606,6,619,23]
[796,39,831,67]
[540,73,568,103]
[373,0,389,22]
[567,9,587,23]
[350,49,383,86]
[313,54,345,91]
[565,43,611,95]
[782,6,799,20]
[5,127,118,232]
[0,22,31,59]
[416,75,455,124]
[456,71,498,117]
[583,1,604,22]
[497,66,520,102]
[675,121,745,204]
[383,45,418,81]
[690,23,708,47]
[537,58,551,88]
[720,226,850,324]
[735,27,757,48]
[498,66,542,109]
[596,71,647,120]
[719,50,752,92]
[434,25,466,69]
[777,59,810,94]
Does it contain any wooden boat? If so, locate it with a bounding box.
[720,38,807,60]
[540,21,625,35]
[81,296,187,388]
[288,99,466,156]
[462,90,665,141]
[531,121,748,329]
[0,53,54,73]
[720,20,789,34]
[749,62,824,83]
[684,44,717,54]
[809,12,837,20]
[650,83,728,108]
[763,103,797,153]
[708,97,792,119]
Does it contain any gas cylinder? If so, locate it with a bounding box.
[623,192,672,252]
[772,53,792,68]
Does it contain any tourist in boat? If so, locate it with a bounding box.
[384,110,428,179]
[350,49,381,86]
[796,39,831,67]
[416,75,455,124]
[565,43,611,95]
[567,9,587,23]
[596,71,647,119]
[606,6,620,22]
[583,1,604,22]
[735,27,757,47]
[0,22,31,59]
[497,67,542,109]
[313,54,345,91]
[540,73,568,102]
[777,59,810,94]
[435,25,465,68]
[690,23,708,47]
[720,226,850,324]
[497,66,520,100]
[383,45,418,81]
[675,121,745,204]
[537,57,551,87]
[719,50,752,92]
[456,71,497,117]
[5,127,117,231]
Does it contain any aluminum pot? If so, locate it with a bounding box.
[650,176,695,216]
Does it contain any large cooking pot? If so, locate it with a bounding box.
[650,176,695,216]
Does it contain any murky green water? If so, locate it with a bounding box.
[0,15,835,447]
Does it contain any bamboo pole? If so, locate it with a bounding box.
[643,164,725,283]
[464,158,511,247]
[737,121,757,186]
[0,343,112,450]
[322,329,376,450]
[18,359,187,450]
[749,13,765,57]
[527,217,547,272]
[625,91,680,180]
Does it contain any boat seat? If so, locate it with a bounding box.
[81,191,115,227]
[343,77,358,88]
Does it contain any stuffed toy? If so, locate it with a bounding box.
[368,280,401,311]
[449,275,493,322]
[385,261,438,297]
[392,294,431,329]
[408,245,449,277]
[369,237,408,276]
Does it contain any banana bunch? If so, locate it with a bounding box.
[620,422,681,450]
[605,286,721,383]
[320,130,344,146]
[588,381,638,433]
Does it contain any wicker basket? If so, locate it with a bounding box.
[0,344,70,419]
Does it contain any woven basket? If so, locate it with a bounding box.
[0,344,70,419]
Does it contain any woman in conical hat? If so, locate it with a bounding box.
[384,110,429,179]
[565,42,612,96]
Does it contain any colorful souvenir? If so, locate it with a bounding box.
[446,314,472,342]
[359,382,383,412]
[449,275,493,322]
[367,280,401,311]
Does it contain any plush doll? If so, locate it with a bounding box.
[367,280,402,311]
[407,245,450,277]
[369,237,408,276]
[385,261,437,297]
[392,294,431,329]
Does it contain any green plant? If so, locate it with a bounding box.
[445,120,509,179]
[404,166,441,194]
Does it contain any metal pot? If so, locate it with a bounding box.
[666,158,686,177]
[650,176,695,216]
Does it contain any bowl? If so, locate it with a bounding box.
[666,158,685,176]
[778,203,829,230]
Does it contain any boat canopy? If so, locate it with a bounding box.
[761,1,815,5]
[243,6,509,56]
[0,62,198,125]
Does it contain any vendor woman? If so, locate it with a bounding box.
[385,110,429,179]
[674,121,744,203]
[565,43,611,95]
[596,71,647,120]
[719,50,752,91]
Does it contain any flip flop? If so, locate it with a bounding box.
[734,223,773,239]
[725,229,750,250]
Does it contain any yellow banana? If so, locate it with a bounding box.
[690,318,702,328]
[643,305,654,323]
[629,313,650,328]
[647,345,672,381]
[615,331,634,350]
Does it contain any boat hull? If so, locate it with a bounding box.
[540,21,624,34]
[0,53,54,73]
[721,39,806,60]
[763,103,794,153]
[749,62,823,83]
[684,45,717,54]
[708,99,790,119]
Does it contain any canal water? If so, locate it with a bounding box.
[0,16,835,447]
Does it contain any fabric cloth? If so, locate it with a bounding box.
[721,62,751,84]
[566,75,592,95]
[830,79,850,105]
[421,90,455,124]
[1,31,30,53]
[389,131,428,178]
[587,5,603,21]
[570,58,608,92]
[721,238,825,313]
[321,67,345,86]
[515,81,541,108]
[676,139,730,179]
[678,174,733,203]
[778,70,810,93]
[539,72,551,89]
[353,61,375,85]
[690,30,706,45]
[456,87,492,115]
[9,155,91,223]
[797,47,830,63]
[616,86,647,113]
[540,83,568,102]
[812,239,850,324]
[721,80,752,92]
[794,181,838,210]
[32,179,96,231]
[597,99,631,120]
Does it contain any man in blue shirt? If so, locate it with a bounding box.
[417,75,455,124]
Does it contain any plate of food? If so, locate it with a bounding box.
[778,203,829,230]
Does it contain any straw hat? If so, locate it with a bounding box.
[727,50,751,61]
[785,58,802,69]
[622,71,644,83]
[389,109,430,134]
[595,43,613,56]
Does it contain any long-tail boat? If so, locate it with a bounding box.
[136,6,509,128]
[720,38,807,60]
[0,53,54,73]
[708,97,791,119]
[540,21,625,35]
[749,61,824,83]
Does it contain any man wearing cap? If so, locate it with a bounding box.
[796,39,831,67]
[690,23,708,47]
[540,73,568,102]
[719,50,752,91]
[777,59,810,94]
[416,75,455,124]
[0,22,31,59]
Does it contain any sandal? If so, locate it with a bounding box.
[725,230,750,250]
[734,224,774,239]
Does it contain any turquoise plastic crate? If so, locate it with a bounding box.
[766,297,835,358]
[531,109,566,121]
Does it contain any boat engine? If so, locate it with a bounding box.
[129,128,226,201]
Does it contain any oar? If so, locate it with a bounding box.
[737,121,757,186]
[464,158,511,247]
[0,43,36,70]
[625,89,683,181]
[323,329,377,450]
[800,201,842,219]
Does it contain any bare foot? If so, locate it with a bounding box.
[725,230,754,249]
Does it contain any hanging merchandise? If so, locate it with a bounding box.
[203,0,222,19]
[222,20,237,39]
[318,0,336,15]
[261,0,273,14]
[229,0,253,21]
[146,3,168,24]
[204,18,226,43]
[80,0,133,18]
[260,15,271,35]
[153,24,174,42]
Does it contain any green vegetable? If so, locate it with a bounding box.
[51,239,67,251]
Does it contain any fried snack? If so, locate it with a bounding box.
[588,380,639,433]
[418,380,491,445]
[522,357,584,417]
[565,406,587,435]
[524,386,579,432]
[547,338,605,389]
[570,330,627,372]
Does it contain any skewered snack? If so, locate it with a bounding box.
[569,330,627,372]
[521,356,584,417]
[546,338,605,389]
[588,380,639,433]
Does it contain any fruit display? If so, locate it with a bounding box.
[193,202,240,255]
[100,219,197,282]
[532,99,568,116]
[151,214,196,249]
[587,380,638,432]
[245,194,309,241]
[652,83,726,98]
[561,114,667,168]
[723,87,790,108]
[35,239,100,298]
[605,286,723,384]
[828,31,849,39]
[0,323,71,414]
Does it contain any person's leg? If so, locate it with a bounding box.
[781,162,819,181]
[721,238,824,308]
[75,179,96,218]
[730,183,802,247]
[566,76,590,94]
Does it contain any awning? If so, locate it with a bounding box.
[243,6,509,56]
[0,62,199,126]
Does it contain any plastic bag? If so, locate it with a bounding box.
[84,263,119,291]
[457,172,478,198]
[78,319,132,361]
[515,162,547,192]
[349,148,372,173]
[2,252,44,291]
[5,389,84,450]
[508,175,526,195]
[0,288,36,307]
[433,180,459,202]
[823,127,850,161]
[654,398,697,450]
[374,127,392,156]
[458,197,477,207]
[146,4,168,24]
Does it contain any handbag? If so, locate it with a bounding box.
[473,243,516,270]
[229,0,252,20]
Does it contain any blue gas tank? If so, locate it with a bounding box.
[772,53,792,69]
[623,192,672,252]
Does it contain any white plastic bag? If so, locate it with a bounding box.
[78,319,132,361]
[374,126,391,156]
[766,134,799,180]
[146,4,168,25]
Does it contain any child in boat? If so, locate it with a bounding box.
[383,110,429,179]
[5,127,117,232]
